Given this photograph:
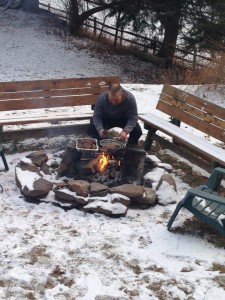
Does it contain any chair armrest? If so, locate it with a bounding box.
[207,167,225,191]
[189,188,225,205]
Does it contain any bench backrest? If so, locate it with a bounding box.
[157,85,225,143]
[0,76,120,111]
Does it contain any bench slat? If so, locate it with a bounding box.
[156,101,225,142]
[0,95,97,111]
[0,112,93,126]
[0,76,120,93]
[139,113,225,166]
[159,94,225,130]
[0,86,106,101]
[162,85,225,120]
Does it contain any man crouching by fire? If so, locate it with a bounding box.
[87,83,142,145]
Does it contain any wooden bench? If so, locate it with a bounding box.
[0,76,120,171]
[138,85,225,170]
[167,167,225,237]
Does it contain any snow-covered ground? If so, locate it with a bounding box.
[0,8,225,300]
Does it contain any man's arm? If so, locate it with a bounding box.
[123,94,138,134]
[93,93,105,133]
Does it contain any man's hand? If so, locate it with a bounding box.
[99,129,107,138]
[118,130,128,141]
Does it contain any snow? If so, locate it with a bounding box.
[15,167,41,190]
[0,8,225,300]
[84,198,127,215]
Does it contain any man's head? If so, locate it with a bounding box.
[108,84,125,105]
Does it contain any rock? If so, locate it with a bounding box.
[40,162,51,175]
[111,193,130,206]
[54,182,68,189]
[24,178,52,198]
[16,161,53,198]
[145,154,161,167]
[156,181,178,206]
[50,161,60,169]
[57,146,81,177]
[143,168,165,189]
[16,161,42,176]
[134,188,157,205]
[68,180,90,197]
[30,178,53,198]
[156,173,177,192]
[123,146,146,184]
[90,182,109,197]
[26,151,48,167]
[156,163,173,173]
[54,184,89,205]
[54,188,77,202]
[110,184,144,198]
[83,199,128,217]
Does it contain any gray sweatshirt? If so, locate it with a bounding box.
[93,89,138,133]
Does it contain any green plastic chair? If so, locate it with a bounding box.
[167,167,225,237]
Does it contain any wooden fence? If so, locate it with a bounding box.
[39,2,212,69]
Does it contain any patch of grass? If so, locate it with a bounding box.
[45,277,56,289]
[26,292,36,300]
[214,275,225,289]
[147,280,167,300]
[150,143,225,196]
[173,217,225,248]
[0,280,6,287]
[211,263,225,273]
[145,264,165,273]
[160,211,172,221]
[23,245,51,265]
[50,265,66,277]
[147,278,193,299]
[101,243,114,251]
[180,266,194,273]
[126,259,142,275]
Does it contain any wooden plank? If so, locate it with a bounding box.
[0,86,107,101]
[0,76,120,93]
[156,101,225,142]
[159,94,225,130]
[162,85,225,120]
[0,112,93,126]
[1,123,89,141]
[0,95,97,111]
[138,113,225,166]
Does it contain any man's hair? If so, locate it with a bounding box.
[108,83,123,96]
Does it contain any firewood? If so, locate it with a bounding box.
[84,157,100,174]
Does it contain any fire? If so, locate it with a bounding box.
[98,152,109,172]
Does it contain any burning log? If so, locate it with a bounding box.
[83,152,111,174]
[84,157,100,174]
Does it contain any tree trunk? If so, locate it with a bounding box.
[68,0,80,35]
[68,0,129,36]
[157,1,183,67]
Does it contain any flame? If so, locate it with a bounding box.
[98,152,109,172]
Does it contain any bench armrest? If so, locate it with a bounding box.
[206,167,225,191]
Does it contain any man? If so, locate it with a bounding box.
[88,83,142,144]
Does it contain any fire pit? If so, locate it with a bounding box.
[15,141,177,217]
[57,137,145,187]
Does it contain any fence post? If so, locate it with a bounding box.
[94,17,97,36]
[193,45,197,70]
[119,28,123,46]
[114,28,118,47]
[48,3,51,11]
